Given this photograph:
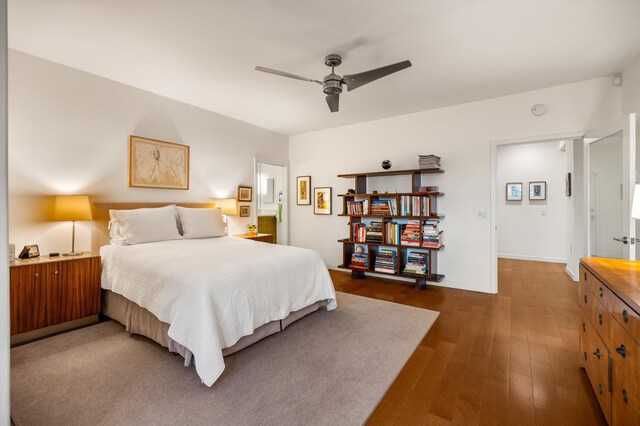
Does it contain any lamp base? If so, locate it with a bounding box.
[63,251,83,256]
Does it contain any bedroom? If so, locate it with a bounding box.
[2,0,640,424]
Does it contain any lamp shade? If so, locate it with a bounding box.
[632,184,640,219]
[54,195,93,221]
[216,198,237,216]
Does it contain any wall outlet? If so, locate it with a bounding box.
[477,210,487,219]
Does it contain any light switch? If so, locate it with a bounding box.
[541,210,546,216]
[477,210,487,219]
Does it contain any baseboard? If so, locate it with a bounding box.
[326,265,494,294]
[565,265,578,282]
[497,253,567,264]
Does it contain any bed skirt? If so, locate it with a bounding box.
[102,289,326,366]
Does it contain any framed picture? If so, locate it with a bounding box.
[505,182,523,201]
[529,181,547,200]
[237,186,253,202]
[297,176,311,205]
[129,135,190,190]
[239,205,250,217]
[566,173,572,197]
[314,187,332,215]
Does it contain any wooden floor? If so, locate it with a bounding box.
[331,258,607,426]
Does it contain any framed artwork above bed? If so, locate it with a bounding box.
[128,135,190,190]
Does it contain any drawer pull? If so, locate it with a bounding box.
[584,294,588,304]
[623,309,629,323]
[598,314,603,325]
[582,322,586,332]
[584,351,587,361]
[623,388,628,403]
[616,344,627,358]
[34,272,39,278]
[593,349,601,359]
[599,287,603,298]
[598,383,603,395]
[54,270,59,275]
[584,272,587,281]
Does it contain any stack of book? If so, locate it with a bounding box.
[375,249,398,274]
[422,219,443,248]
[346,200,368,215]
[370,199,397,215]
[403,251,428,275]
[418,154,441,169]
[366,221,383,243]
[400,220,421,246]
[384,222,401,245]
[399,195,430,216]
[350,248,368,270]
[353,223,367,242]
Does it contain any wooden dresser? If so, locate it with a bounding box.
[10,253,101,345]
[579,258,640,425]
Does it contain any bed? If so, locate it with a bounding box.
[93,203,337,386]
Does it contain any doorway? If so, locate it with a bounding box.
[255,160,288,245]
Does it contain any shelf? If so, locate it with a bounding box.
[338,214,444,220]
[337,264,444,282]
[338,192,444,197]
[338,168,444,178]
[338,239,445,251]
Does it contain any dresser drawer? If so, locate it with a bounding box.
[610,295,640,345]
[586,270,615,312]
[610,315,640,397]
[579,265,598,319]
[580,309,593,375]
[589,293,613,347]
[612,384,640,426]
[586,321,612,424]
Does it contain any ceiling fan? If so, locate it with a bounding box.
[255,54,412,113]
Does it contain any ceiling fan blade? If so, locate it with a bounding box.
[326,94,339,113]
[343,60,412,92]
[255,66,322,85]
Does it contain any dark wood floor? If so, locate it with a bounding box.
[331,258,607,426]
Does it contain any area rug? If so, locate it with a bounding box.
[11,292,438,426]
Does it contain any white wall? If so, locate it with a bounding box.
[566,138,585,280]
[8,50,288,254]
[496,140,567,263]
[289,77,620,293]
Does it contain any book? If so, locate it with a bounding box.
[422,219,443,248]
[398,195,430,216]
[350,246,368,270]
[418,154,441,169]
[400,220,421,246]
[366,221,383,243]
[374,249,398,274]
[403,251,429,275]
[345,199,369,215]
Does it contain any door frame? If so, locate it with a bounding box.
[490,131,584,294]
[254,157,289,245]
[583,113,636,260]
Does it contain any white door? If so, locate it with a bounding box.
[585,113,636,260]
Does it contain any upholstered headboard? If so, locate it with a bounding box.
[91,202,216,252]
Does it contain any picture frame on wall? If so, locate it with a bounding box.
[529,181,547,200]
[505,182,523,201]
[237,186,253,202]
[128,135,190,190]
[239,205,250,217]
[313,187,332,215]
[297,176,311,205]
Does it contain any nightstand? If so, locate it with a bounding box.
[233,233,275,244]
[10,252,101,345]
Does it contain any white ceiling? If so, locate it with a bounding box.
[8,0,640,135]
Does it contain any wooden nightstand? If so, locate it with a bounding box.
[233,233,275,244]
[10,252,101,345]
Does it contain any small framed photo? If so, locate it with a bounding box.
[297,176,311,205]
[239,205,250,217]
[505,182,523,201]
[237,186,253,202]
[529,181,547,200]
[314,187,332,215]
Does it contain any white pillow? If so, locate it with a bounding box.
[176,206,227,239]
[109,205,182,245]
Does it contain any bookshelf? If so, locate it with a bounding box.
[337,167,445,290]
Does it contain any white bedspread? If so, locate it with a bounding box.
[100,237,337,386]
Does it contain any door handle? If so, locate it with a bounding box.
[613,236,636,245]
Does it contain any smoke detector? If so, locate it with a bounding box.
[531,104,547,116]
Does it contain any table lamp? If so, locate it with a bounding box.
[54,195,93,256]
[215,198,237,233]
[633,184,640,220]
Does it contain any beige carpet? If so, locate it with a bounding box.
[11,292,438,426]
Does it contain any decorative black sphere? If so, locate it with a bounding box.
[381,160,392,170]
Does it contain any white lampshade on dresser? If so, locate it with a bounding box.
[54,195,93,256]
